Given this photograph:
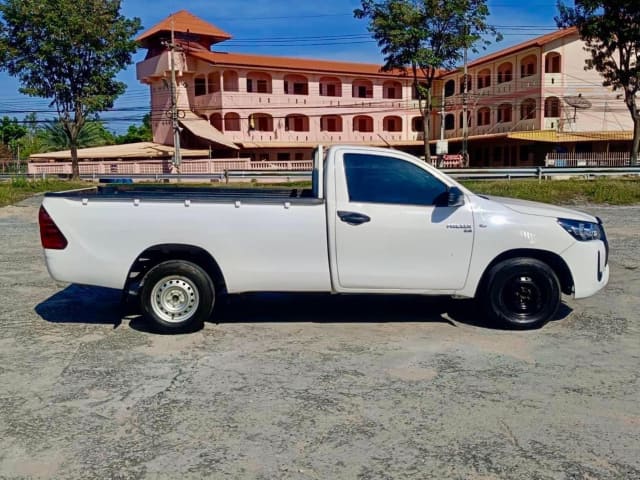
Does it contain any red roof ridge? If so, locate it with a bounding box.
[188,48,440,78]
[137,10,232,46]
[449,27,579,73]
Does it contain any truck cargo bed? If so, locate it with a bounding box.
[45,185,318,203]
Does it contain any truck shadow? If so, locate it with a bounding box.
[35,284,124,326]
[208,293,572,329]
[35,285,573,332]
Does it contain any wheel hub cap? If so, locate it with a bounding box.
[505,275,543,315]
[150,276,199,324]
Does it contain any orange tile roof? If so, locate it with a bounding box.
[137,10,232,46]
[188,48,427,78]
[441,27,579,75]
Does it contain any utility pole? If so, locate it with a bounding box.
[440,82,446,143]
[168,19,182,172]
[462,24,469,168]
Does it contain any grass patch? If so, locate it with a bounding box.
[461,178,640,205]
[0,177,91,208]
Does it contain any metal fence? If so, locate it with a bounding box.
[545,152,631,168]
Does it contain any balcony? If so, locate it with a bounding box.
[136,54,170,82]
[192,92,223,110]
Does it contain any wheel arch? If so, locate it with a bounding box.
[477,248,574,296]
[125,243,227,295]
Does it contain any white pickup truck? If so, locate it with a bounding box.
[39,145,609,332]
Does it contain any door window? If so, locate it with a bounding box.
[344,153,448,206]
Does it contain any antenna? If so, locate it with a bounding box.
[564,94,592,122]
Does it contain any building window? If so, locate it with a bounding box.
[497,104,513,123]
[224,112,241,131]
[444,114,455,130]
[477,107,491,126]
[545,53,561,73]
[285,114,309,132]
[319,76,342,97]
[277,152,291,161]
[246,72,272,93]
[520,55,537,78]
[250,113,273,131]
[353,79,373,98]
[284,74,309,95]
[383,80,402,99]
[544,96,561,117]
[353,115,374,132]
[520,98,537,120]
[321,115,343,132]
[223,71,239,92]
[210,113,222,130]
[194,76,206,96]
[444,80,455,97]
[412,116,424,132]
[497,62,513,84]
[383,116,402,132]
[207,72,221,93]
[477,69,491,89]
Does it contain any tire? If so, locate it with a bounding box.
[482,257,561,330]
[140,260,215,333]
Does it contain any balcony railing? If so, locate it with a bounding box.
[27,158,314,176]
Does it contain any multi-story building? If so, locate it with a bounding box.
[135,10,633,167]
[438,28,633,166]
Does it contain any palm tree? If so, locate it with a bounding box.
[39,120,115,152]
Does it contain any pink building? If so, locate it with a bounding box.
[136,11,633,167]
[437,27,633,166]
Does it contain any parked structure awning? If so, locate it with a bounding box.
[508,130,633,143]
[28,142,209,161]
[179,112,239,150]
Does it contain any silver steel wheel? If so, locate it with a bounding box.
[150,275,200,324]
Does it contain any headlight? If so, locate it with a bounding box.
[557,218,604,241]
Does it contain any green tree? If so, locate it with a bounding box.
[556,1,640,165]
[116,113,153,144]
[16,112,45,161]
[39,119,115,152]
[0,0,142,178]
[355,0,499,161]
[0,116,27,145]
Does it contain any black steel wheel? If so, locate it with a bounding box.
[140,260,215,333]
[482,257,561,329]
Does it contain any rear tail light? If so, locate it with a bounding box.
[39,206,68,250]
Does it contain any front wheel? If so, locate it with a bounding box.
[482,258,561,329]
[140,260,215,333]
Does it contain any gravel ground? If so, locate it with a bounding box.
[0,196,638,480]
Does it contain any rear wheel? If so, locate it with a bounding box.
[140,260,214,333]
[482,258,560,329]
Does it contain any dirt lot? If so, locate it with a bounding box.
[0,196,638,479]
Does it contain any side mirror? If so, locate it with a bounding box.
[448,186,465,207]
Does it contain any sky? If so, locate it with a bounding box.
[0,0,566,133]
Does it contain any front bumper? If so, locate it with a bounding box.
[561,239,609,299]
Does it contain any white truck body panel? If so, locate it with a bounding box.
[41,145,609,304]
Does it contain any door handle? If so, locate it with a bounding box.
[337,210,371,226]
